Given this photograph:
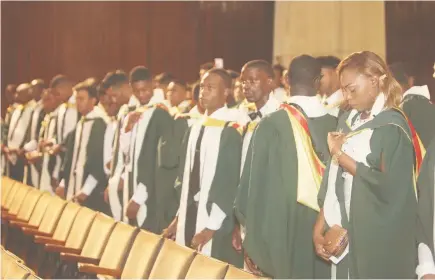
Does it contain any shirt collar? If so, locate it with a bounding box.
[289,95,328,118]
[128,95,140,107]
[259,93,281,116]
[205,105,242,122]
[403,85,431,100]
[68,92,76,104]
[326,89,344,106]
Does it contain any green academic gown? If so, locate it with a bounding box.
[129,107,174,233]
[62,118,109,213]
[318,109,417,279]
[176,122,243,267]
[403,94,435,149]
[417,137,435,277]
[154,117,189,233]
[235,108,336,279]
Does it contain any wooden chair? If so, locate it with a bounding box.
[4,193,52,254]
[58,214,116,278]
[147,239,197,279]
[1,183,30,217]
[1,177,16,205]
[97,230,163,279]
[1,180,22,212]
[2,189,43,222]
[78,223,139,278]
[28,202,81,273]
[41,207,97,278]
[18,196,66,263]
[224,266,259,279]
[185,253,229,279]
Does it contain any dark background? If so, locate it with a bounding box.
[2,1,434,116]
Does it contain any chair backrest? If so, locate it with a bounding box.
[15,190,44,221]
[64,207,97,250]
[121,230,163,279]
[2,181,21,209]
[98,223,139,271]
[26,193,54,227]
[51,202,81,241]
[148,239,196,279]
[6,183,30,215]
[80,214,116,259]
[224,266,258,279]
[37,197,67,235]
[1,177,16,204]
[185,253,229,279]
[3,261,31,279]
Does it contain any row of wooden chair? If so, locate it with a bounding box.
[1,176,258,279]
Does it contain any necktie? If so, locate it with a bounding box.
[184,125,205,246]
[248,111,262,121]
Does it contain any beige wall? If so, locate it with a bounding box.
[273,1,385,67]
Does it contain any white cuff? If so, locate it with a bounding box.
[417,243,435,279]
[59,179,65,188]
[24,140,38,152]
[131,183,148,205]
[206,203,226,231]
[81,175,98,196]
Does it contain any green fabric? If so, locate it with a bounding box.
[209,126,243,268]
[403,94,435,149]
[82,118,109,214]
[236,109,332,279]
[319,109,417,279]
[417,137,435,260]
[135,108,174,233]
[154,117,189,233]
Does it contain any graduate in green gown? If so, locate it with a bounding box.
[163,68,244,267]
[316,51,418,279]
[235,55,336,278]
[122,66,176,234]
[59,81,109,213]
[390,62,435,148]
[99,70,138,221]
[417,137,435,279]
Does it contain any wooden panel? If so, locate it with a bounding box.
[385,1,435,100]
[1,1,274,115]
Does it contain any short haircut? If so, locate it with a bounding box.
[200,62,214,71]
[389,62,412,86]
[75,80,99,100]
[243,60,275,78]
[227,70,240,80]
[154,72,174,85]
[171,78,187,89]
[316,56,341,69]
[288,55,322,86]
[192,83,200,102]
[50,74,69,88]
[130,66,152,83]
[206,68,232,89]
[102,70,128,89]
[84,77,99,87]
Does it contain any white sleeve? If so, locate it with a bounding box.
[206,203,227,231]
[417,243,435,279]
[131,183,148,205]
[81,175,98,196]
[24,140,38,152]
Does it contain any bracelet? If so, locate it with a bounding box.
[332,150,344,165]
